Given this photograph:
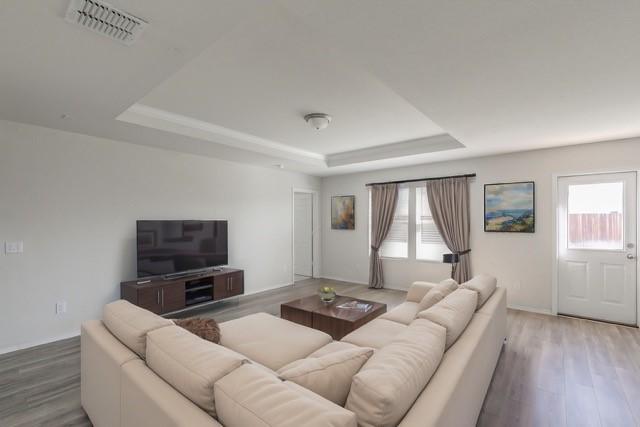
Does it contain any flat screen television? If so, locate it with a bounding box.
[136,220,228,278]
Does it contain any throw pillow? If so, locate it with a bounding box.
[460,273,497,309]
[173,317,220,344]
[416,278,459,312]
[417,289,446,312]
[417,288,478,349]
[438,278,459,293]
[277,347,374,406]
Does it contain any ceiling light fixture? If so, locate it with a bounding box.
[304,113,332,131]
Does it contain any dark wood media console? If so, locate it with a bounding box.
[120,268,244,315]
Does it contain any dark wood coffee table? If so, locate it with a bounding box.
[281,295,387,340]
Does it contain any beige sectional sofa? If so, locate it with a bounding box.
[81,274,506,427]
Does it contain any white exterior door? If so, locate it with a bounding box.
[294,192,313,277]
[557,172,637,325]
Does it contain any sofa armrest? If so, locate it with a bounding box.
[81,320,139,427]
[406,281,438,303]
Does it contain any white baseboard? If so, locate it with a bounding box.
[0,331,80,355]
[508,304,553,315]
[244,282,294,296]
[382,284,411,292]
[1,282,298,356]
[320,276,369,286]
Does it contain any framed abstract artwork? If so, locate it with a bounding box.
[331,195,355,230]
[484,181,535,233]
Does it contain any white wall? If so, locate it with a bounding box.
[0,119,320,353]
[321,138,640,313]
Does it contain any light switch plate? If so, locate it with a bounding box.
[5,241,23,254]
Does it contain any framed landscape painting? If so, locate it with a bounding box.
[331,195,355,230]
[484,182,535,233]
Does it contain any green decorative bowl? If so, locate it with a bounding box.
[319,286,336,303]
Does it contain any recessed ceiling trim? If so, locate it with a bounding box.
[117,103,327,165]
[326,134,464,167]
[117,104,466,169]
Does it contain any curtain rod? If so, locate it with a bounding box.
[365,173,476,187]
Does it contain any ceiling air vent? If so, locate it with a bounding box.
[65,0,147,46]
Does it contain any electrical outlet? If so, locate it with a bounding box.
[56,301,67,315]
[5,241,23,254]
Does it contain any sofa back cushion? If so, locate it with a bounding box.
[405,281,436,303]
[379,301,421,325]
[417,289,478,349]
[416,289,445,313]
[340,318,407,350]
[345,319,446,427]
[416,278,459,313]
[102,300,173,358]
[460,273,497,309]
[214,364,357,427]
[146,325,246,418]
[308,341,361,358]
[277,347,374,406]
[438,278,459,293]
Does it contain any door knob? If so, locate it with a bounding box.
[628,254,636,260]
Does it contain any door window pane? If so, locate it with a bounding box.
[568,182,623,250]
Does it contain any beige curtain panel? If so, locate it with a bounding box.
[368,183,398,288]
[426,177,472,282]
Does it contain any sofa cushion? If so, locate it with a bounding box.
[219,313,332,371]
[345,319,446,427]
[415,278,457,310]
[439,278,459,292]
[308,341,361,358]
[102,300,173,358]
[214,364,357,427]
[146,325,246,418]
[81,320,140,427]
[417,289,478,349]
[341,318,407,349]
[379,301,420,325]
[460,273,497,309]
[121,360,224,427]
[405,281,437,303]
[277,347,374,406]
[416,289,446,312]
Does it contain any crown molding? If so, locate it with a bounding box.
[117,103,326,165]
[326,134,464,167]
[117,104,463,169]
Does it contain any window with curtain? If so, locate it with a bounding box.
[369,186,409,258]
[369,184,448,261]
[415,186,449,261]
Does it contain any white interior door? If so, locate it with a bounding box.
[294,192,313,277]
[557,172,637,325]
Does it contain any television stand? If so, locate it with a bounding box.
[121,268,244,315]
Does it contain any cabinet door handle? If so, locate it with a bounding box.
[161,288,164,307]
[157,289,160,305]
[230,277,233,290]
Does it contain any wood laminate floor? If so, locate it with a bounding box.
[2,278,640,426]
